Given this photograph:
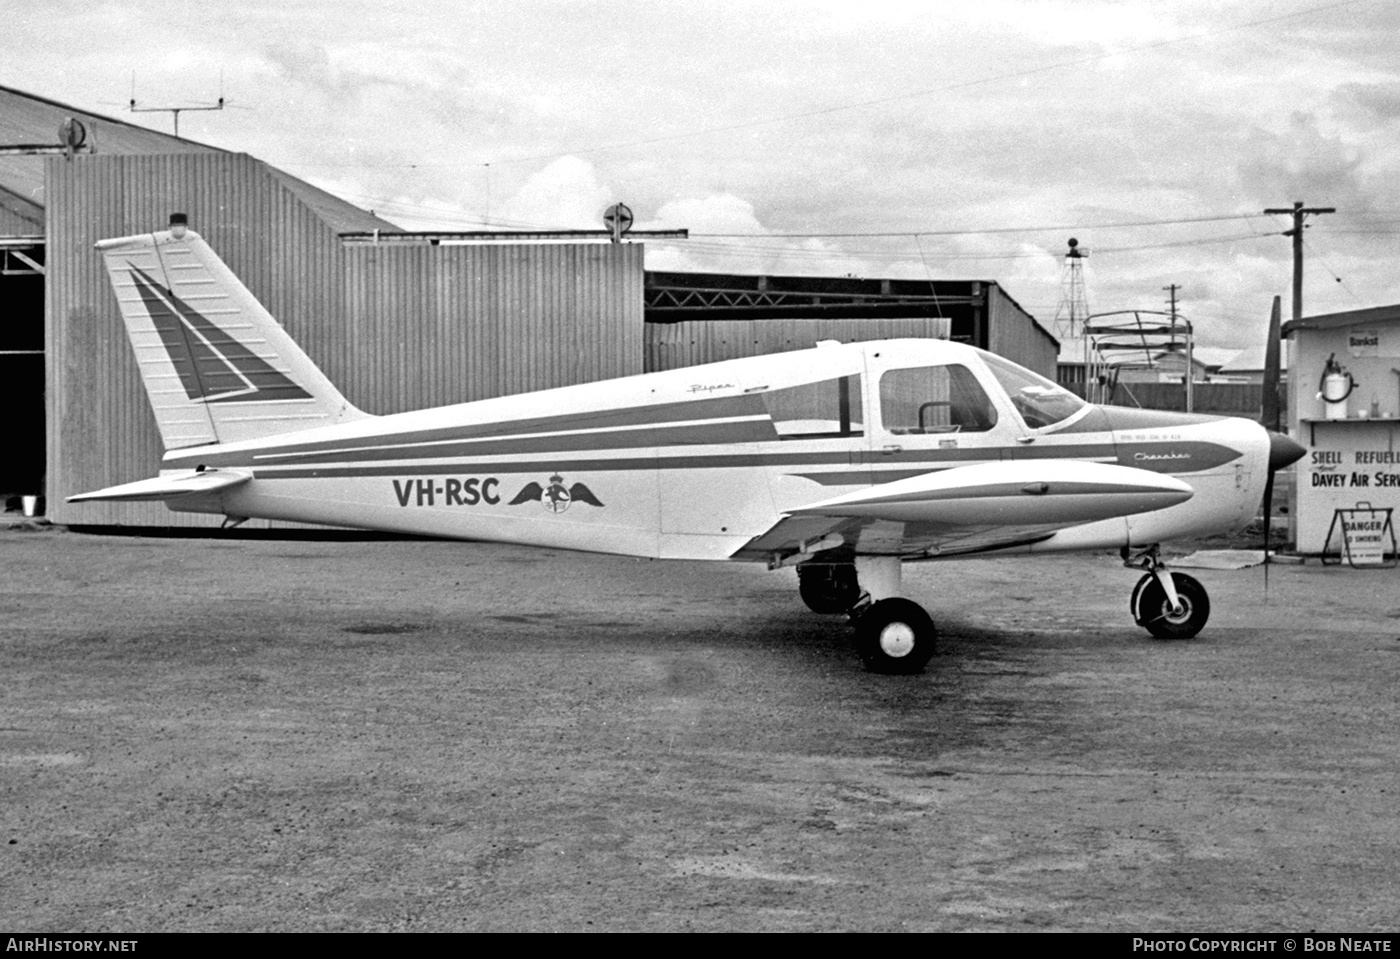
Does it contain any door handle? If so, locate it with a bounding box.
[882,444,903,455]
[1015,436,1036,444]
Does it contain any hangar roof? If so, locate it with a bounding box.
[0,84,398,236]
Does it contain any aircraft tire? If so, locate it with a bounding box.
[854,598,937,674]
[1130,573,1152,619]
[797,562,860,614]
[1133,572,1210,640]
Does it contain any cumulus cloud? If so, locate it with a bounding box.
[494,156,615,230]
[650,194,766,234]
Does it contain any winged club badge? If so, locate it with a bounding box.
[508,474,604,513]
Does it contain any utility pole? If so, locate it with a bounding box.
[1263,201,1335,323]
[1163,283,1192,411]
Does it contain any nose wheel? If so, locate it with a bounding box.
[1125,546,1211,640]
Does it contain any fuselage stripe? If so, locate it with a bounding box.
[166,392,774,468]
[236,417,780,466]
[248,414,775,462]
[215,446,1122,480]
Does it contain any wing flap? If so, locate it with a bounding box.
[67,469,252,504]
[729,514,865,562]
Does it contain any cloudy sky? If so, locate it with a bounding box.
[8,0,1400,361]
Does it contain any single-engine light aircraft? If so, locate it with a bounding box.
[71,225,1307,674]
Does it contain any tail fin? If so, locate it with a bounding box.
[96,227,369,449]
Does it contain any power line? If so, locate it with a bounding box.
[334,186,1283,255]
[692,213,1267,239]
[1301,234,1364,305]
[659,230,1256,257]
[346,193,1270,239]
[340,185,1281,266]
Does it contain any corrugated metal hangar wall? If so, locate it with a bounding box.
[47,152,643,528]
[987,283,1058,377]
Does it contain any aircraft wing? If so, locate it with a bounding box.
[67,469,253,503]
[733,459,1193,563]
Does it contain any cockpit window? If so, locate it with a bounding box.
[977,350,1087,430]
[879,364,998,434]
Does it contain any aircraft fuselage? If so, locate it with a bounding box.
[155,338,1273,562]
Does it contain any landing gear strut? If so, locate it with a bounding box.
[793,555,938,673]
[1124,544,1211,639]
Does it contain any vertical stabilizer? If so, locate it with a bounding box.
[96,225,369,449]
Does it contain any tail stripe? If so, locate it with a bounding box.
[129,266,313,403]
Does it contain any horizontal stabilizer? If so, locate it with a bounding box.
[67,469,252,504]
[791,460,1193,526]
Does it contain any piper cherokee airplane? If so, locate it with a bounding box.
[71,225,1307,674]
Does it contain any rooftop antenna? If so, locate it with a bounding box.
[129,70,225,139]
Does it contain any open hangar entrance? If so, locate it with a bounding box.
[643,271,1057,378]
[0,238,43,507]
[1,82,231,516]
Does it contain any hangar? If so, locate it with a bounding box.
[0,84,1056,530]
[643,271,1053,375]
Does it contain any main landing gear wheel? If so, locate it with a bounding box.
[1132,571,1210,640]
[854,598,937,675]
[797,562,860,614]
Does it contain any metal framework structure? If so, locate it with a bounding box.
[645,273,979,323]
[1084,309,1195,409]
[1052,238,1090,342]
[1,236,43,275]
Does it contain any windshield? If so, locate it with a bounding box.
[977,350,1087,430]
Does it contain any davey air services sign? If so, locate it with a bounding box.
[1298,425,1400,554]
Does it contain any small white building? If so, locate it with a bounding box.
[1284,303,1400,558]
[1112,350,1213,384]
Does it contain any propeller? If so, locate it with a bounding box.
[1262,297,1282,435]
[1260,296,1306,587]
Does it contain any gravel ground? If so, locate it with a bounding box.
[1,524,1397,932]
